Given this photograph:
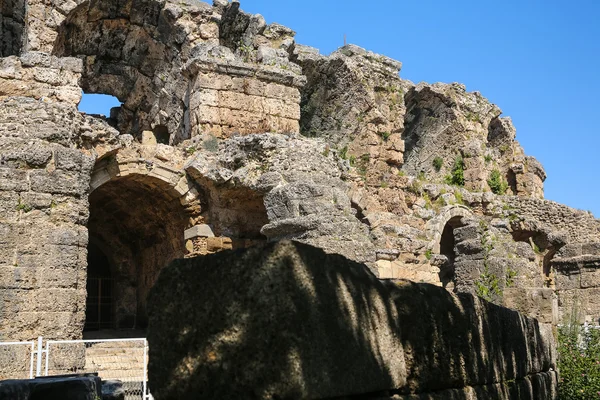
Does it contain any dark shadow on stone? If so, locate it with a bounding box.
[1,0,26,57]
[147,241,555,399]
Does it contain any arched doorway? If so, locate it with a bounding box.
[426,205,472,289]
[438,216,466,289]
[86,170,190,333]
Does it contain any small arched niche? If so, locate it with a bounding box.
[438,216,466,289]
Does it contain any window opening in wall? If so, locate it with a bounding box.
[153,125,170,145]
[78,93,122,117]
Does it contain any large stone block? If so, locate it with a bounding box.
[148,241,556,400]
[0,375,102,400]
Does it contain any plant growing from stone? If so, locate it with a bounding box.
[16,198,32,213]
[488,169,509,195]
[338,146,348,160]
[558,305,600,400]
[379,131,391,141]
[505,268,517,287]
[444,155,465,186]
[432,156,443,172]
[475,265,501,302]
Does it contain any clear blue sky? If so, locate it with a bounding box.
[80,0,600,217]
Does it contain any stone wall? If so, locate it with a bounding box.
[0,375,103,400]
[0,98,94,340]
[296,44,407,172]
[147,241,557,400]
[0,53,82,104]
[185,57,303,138]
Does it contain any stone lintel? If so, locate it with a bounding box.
[184,224,215,240]
[184,57,306,88]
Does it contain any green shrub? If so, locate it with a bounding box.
[475,265,501,302]
[16,199,32,213]
[558,324,600,399]
[432,156,443,172]
[339,146,348,160]
[454,189,464,205]
[379,131,391,141]
[487,169,509,195]
[505,268,517,287]
[444,155,465,186]
[425,249,433,260]
[185,146,197,155]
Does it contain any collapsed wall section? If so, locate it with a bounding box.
[504,197,600,323]
[147,241,557,400]
[402,83,546,197]
[296,44,407,171]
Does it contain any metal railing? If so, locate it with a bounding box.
[0,337,150,399]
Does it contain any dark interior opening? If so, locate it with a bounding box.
[1,0,26,57]
[153,125,170,145]
[85,242,115,331]
[87,174,188,332]
[507,169,517,195]
[439,216,465,289]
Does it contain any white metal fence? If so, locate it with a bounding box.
[0,337,150,399]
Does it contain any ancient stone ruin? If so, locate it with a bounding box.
[0,0,599,398]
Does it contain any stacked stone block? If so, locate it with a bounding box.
[186,59,303,138]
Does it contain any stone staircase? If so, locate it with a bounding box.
[83,341,146,382]
[84,341,147,399]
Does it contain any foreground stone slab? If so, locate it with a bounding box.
[148,241,556,399]
[0,375,102,400]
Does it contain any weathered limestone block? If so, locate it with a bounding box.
[296,44,408,174]
[185,133,375,265]
[0,98,95,340]
[148,241,556,400]
[0,375,102,400]
[0,53,82,104]
[503,288,558,325]
[185,55,304,138]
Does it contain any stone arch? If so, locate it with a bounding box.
[1,0,26,56]
[52,0,191,142]
[87,156,200,330]
[427,205,473,254]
